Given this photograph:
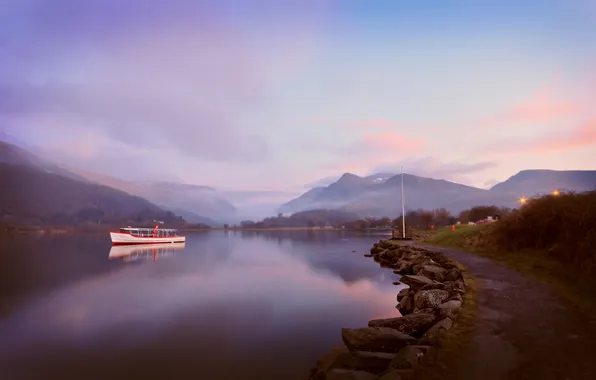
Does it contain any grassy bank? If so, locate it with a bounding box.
[422,190,596,314]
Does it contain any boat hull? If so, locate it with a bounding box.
[110,232,186,245]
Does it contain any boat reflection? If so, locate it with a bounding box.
[108,243,186,262]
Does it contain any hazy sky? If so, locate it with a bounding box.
[1,0,595,192]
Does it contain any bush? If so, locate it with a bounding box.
[492,191,596,274]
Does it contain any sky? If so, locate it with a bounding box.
[1,0,595,196]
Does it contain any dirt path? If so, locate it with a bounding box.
[418,244,596,380]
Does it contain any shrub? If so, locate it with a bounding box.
[492,191,596,274]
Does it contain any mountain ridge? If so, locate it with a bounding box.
[280,169,596,217]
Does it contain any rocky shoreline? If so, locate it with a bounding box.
[308,239,468,380]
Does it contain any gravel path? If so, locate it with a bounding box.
[419,244,596,380]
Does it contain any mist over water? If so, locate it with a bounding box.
[0,230,402,380]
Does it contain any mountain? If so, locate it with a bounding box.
[490,169,596,195]
[280,169,596,217]
[0,162,188,228]
[164,206,223,227]
[63,169,237,224]
[0,141,89,183]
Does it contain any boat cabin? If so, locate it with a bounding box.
[119,227,180,238]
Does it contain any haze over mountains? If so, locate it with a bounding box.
[280,170,596,217]
[1,139,595,227]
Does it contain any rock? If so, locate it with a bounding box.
[379,240,394,249]
[413,308,437,316]
[308,345,350,380]
[420,318,454,345]
[444,268,462,282]
[381,369,414,380]
[454,279,466,292]
[446,292,463,303]
[418,282,447,292]
[368,313,436,338]
[396,288,409,302]
[342,327,416,353]
[377,369,404,380]
[417,265,447,282]
[326,369,377,380]
[399,275,434,290]
[413,289,449,310]
[389,346,425,369]
[396,293,415,315]
[329,351,395,375]
[438,300,462,319]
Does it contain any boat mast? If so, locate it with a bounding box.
[401,166,405,238]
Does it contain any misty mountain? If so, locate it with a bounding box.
[62,169,237,224]
[490,169,596,195]
[0,162,187,228]
[0,141,89,183]
[279,169,596,217]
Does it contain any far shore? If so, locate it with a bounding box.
[1,225,394,235]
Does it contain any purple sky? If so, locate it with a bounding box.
[1,0,595,195]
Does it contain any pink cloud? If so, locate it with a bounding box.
[486,119,596,155]
[477,84,579,129]
[524,120,596,153]
[347,119,398,129]
[322,132,425,175]
[359,132,425,152]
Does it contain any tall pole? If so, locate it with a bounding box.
[401,166,405,238]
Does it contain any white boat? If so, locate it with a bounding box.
[109,242,186,262]
[110,225,186,245]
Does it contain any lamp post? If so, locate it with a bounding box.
[552,189,560,196]
[519,196,527,206]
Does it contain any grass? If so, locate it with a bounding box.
[418,262,478,380]
[422,223,596,316]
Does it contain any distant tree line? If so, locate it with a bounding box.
[231,205,513,230]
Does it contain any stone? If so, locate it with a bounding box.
[383,369,414,380]
[396,288,410,302]
[377,369,404,380]
[342,327,416,353]
[418,282,447,292]
[446,292,463,302]
[329,351,395,375]
[417,265,447,282]
[308,345,350,380]
[389,346,425,369]
[413,289,449,310]
[326,369,377,380]
[399,275,434,290]
[396,293,415,315]
[444,268,462,282]
[438,300,462,319]
[368,312,436,338]
[420,318,454,345]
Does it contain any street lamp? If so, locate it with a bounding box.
[519,196,527,205]
[552,189,560,196]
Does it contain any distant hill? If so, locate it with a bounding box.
[280,169,596,217]
[490,169,596,195]
[63,169,237,224]
[280,172,489,216]
[0,163,188,228]
[0,141,89,183]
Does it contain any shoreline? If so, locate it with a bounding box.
[307,238,472,380]
[1,226,393,235]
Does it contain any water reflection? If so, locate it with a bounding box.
[108,243,186,262]
[0,231,402,380]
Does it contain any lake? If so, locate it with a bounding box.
[0,230,403,380]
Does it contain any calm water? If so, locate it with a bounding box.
[0,230,403,380]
